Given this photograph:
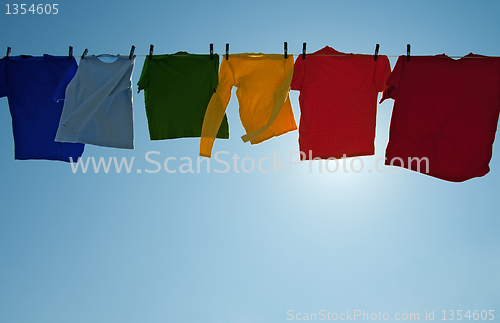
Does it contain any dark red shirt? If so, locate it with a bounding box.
[381,54,500,182]
[291,46,391,159]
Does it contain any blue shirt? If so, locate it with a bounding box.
[0,55,84,162]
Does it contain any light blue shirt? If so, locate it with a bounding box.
[55,55,135,149]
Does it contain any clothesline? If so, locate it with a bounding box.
[1,54,495,59]
[2,47,499,182]
[3,44,497,59]
[130,54,485,58]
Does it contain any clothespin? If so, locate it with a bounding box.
[81,48,88,59]
[210,43,213,60]
[149,44,154,59]
[302,43,306,60]
[374,44,380,61]
[407,44,411,61]
[6,47,11,58]
[284,42,288,59]
[69,46,73,57]
[225,43,229,60]
[129,45,135,60]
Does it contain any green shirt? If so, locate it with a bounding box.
[137,52,229,140]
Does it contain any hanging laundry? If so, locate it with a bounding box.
[137,52,229,141]
[55,55,135,149]
[200,53,297,157]
[0,55,84,162]
[381,53,500,182]
[291,46,391,159]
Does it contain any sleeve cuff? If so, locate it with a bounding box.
[200,137,216,158]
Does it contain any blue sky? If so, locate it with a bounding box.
[0,0,499,322]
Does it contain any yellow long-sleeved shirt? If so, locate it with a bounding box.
[200,54,297,157]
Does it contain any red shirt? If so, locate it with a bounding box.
[291,46,391,159]
[381,54,500,182]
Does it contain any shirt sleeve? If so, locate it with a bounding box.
[375,55,392,93]
[200,57,235,158]
[137,58,150,93]
[380,56,404,103]
[0,58,7,98]
[53,57,78,102]
[290,55,304,91]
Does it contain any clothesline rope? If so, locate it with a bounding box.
[131,54,489,58]
[2,54,496,59]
